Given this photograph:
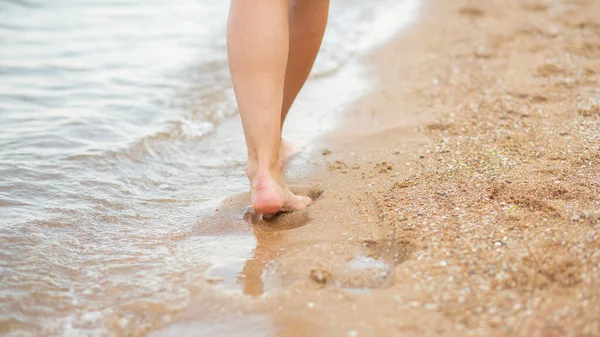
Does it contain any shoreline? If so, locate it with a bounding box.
[157,0,599,335]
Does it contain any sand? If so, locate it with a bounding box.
[158,0,600,336]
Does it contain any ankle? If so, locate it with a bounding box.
[258,161,282,181]
[246,158,282,182]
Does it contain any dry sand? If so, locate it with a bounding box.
[159,0,600,336]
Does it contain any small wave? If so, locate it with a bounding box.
[65,118,216,166]
[0,197,30,207]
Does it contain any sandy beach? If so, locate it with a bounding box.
[157,0,600,336]
[1,0,598,335]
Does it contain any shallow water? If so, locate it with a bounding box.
[0,0,419,335]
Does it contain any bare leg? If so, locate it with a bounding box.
[282,0,330,126]
[279,0,330,161]
[228,0,312,215]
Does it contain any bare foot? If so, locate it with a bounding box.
[251,173,312,216]
[279,138,299,162]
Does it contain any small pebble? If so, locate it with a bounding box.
[570,215,581,222]
[494,241,502,247]
[308,302,315,308]
[309,269,332,284]
[322,149,332,156]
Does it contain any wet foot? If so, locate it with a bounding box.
[251,174,312,216]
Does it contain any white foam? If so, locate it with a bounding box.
[359,0,421,50]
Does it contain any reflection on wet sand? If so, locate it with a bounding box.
[239,229,282,297]
[221,186,325,296]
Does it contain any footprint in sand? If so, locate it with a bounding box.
[303,239,412,293]
[332,239,412,293]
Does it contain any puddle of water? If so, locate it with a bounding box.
[184,234,257,296]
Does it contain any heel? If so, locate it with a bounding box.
[251,176,284,215]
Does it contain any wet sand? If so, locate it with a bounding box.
[155,0,600,336]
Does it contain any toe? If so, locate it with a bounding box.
[302,196,313,206]
[283,195,313,212]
